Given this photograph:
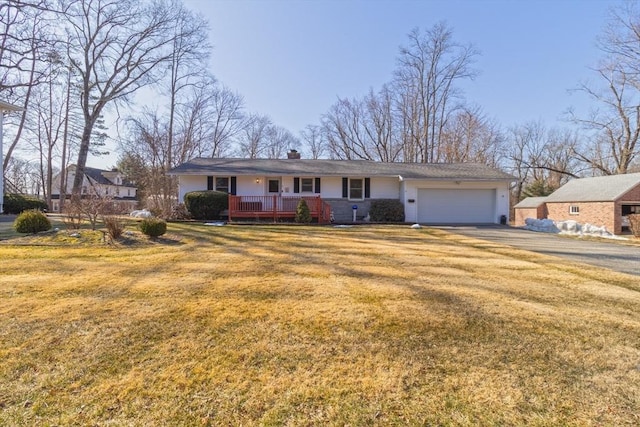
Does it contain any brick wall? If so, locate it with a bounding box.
[514,207,543,226]
[620,184,640,203]
[324,199,373,223]
[546,201,617,233]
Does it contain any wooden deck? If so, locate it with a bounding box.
[228,195,332,223]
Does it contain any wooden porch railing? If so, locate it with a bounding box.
[228,195,331,223]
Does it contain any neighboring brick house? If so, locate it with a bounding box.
[514,173,640,234]
[51,165,138,213]
[513,196,548,227]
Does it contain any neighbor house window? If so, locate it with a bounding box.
[216,177,229,193]
[301,178,314,193]
[350,178,364,199]
[569,205,579,215]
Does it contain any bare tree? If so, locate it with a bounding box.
[507,121,546,202]
[5,156,41,195]
[569,2,640,175]
[163,3,209,170]
[265,125,299,159]
[394,23,478,163]
[322,97,371,160]
[322,87,401,162]
[439,106,503,167]
[0,0,52,170]
[507,121,579,201]
[208,83,245,158]
[237,114,272,159]
[570,66,640,174]
[300,124,326,159]
[62,0,189,197]
[121,109,172,212]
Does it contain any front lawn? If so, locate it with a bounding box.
[1,224,639,425]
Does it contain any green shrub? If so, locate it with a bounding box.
[4,193,48,214]
[184,191,228,220]
[139,217,167,238]
[14,209,52,234]
[103,216,125,240]
[295,199,312,223]
[369,199,405,222]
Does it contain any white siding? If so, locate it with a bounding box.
[178,175,207,202]
[370,177,400,199]
[237,176,263,196]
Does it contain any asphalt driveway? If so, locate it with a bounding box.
[436,225,640,276]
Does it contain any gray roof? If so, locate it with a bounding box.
[168,158,516,181]
[84,166,113,186]
[513,196,547,208]
[545,173,640,203]
[71,165,135,187]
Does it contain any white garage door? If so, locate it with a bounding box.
[417,188,496,224]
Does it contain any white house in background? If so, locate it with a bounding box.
[50,165,138,213]
[169,151,516,223]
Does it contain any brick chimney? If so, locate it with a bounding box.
[287,149,301,159]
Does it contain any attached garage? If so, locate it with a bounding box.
[417,188,496,224]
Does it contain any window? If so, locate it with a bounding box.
[569,205,579,215]
[127,189,131,196]
[301,178,314,193]
[216,177,229,193]
[268,179,280,193]
[350,178,363,199]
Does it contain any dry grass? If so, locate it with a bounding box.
[1,223,639,426]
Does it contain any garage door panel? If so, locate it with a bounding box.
[417,189,496,223]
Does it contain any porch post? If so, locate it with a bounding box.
[273,194,277,222]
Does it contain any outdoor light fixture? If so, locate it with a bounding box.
[256,178,260,184]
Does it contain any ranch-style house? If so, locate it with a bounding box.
[169,152,515,224]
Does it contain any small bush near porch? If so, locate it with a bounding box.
[0,225,638,425]
[369,199,405,222]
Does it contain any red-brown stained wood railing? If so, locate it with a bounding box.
[228,195,331,223]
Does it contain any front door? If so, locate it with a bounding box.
[267,178,280,194]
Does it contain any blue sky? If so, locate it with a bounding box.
[182,0,620,135]
[89,0,620,168]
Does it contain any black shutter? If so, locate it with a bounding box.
[293,177,300,193]
[364,178,371,198]
[207,176,213,191]
[230,176,237,195]
[315,177,321,194]
[342,177,348,198]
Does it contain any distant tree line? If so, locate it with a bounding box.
[3,0,640,214]
[1,0,300,214]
